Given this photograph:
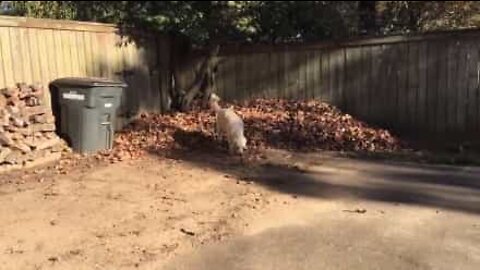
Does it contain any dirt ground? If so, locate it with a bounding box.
[0,150,290,270]
[1,149,479,270]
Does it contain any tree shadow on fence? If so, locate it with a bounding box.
[213,33,480,147]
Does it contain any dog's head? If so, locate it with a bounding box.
[234,136,248,155]
[208,93,221,103]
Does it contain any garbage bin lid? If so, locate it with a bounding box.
[51,77,127,88]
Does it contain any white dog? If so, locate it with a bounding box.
[208,93,247,155]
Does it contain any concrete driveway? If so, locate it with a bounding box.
[165,150,480,270]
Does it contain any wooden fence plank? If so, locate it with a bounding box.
[10,28,24,83]
[466,40,479,132]
[76,31,87,76]
[45,29,58,79]
[396,44,409,131]
[337,48,346,110]
[358,46,367,120]
[90,33,101,77]
[233,55,243,101]
[0,37,4,87]
[278,48,287,99]
[105,33,116,78]
[385,44,398,129]
[19,28,33,83]
[373,45,391,126]
[0,28,7,87]
[0,27,14,86]
[426,41,439,134]
[68,30,80,75]
[52,30,64,77]
[284,50,293,99]
[456,40,468,133]
[407,42,419,131]
[476,44,480,132]
[311,50,320,99]
[292,51,305,100]
[226,56,236,100]
[370,45,382,124]
[255,53,264,98]
[354,46,365,120]
[252,53,260,99]
[95,33,106,77]
[317,51,324,100]
[260,52,270,99]
[344,48,354,113]
[305,50,314,99]
[359,47,372,120]
[244,53,254,100]
[267,52,277,99]
[246,54,253,100]
[436,40,448,134]
[292,51,300,100]
[300,50,308,100]
[83,32,94,77]
[254,53,261,98]
[330,49,340,106]
[353,47,363,116]
[417,42,428,130]
[26,29,41,84]
[36,30,51,87]
[446,40,458,134]
[291,51,300,99]
[328,50,335,104]
[239,54,249,100]
[287,51,299,99]
[61,30,73,76]
[321,50,330,102]
[224,57,236,101]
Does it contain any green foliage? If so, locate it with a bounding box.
[253,1,358,42]
[379,1,480,34]
[1,1,359,44]
[1,1,77,19]
[2,1,480,45]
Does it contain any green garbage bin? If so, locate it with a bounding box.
[50,77,127,154]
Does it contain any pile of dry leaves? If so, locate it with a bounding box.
[97,99,403,163]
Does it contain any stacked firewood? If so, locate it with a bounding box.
[0,83,65,172]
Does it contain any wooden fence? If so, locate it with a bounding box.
[0,16,171,122]
[1,15,480,140]
[214,30,480,140]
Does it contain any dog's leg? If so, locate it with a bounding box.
[228,140,235,155]
[214,120,221,141]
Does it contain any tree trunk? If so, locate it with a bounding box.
[169,33,192,111]
[176,45,220,112]
[201,65,217,108]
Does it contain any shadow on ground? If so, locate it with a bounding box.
[148,129,480,216]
